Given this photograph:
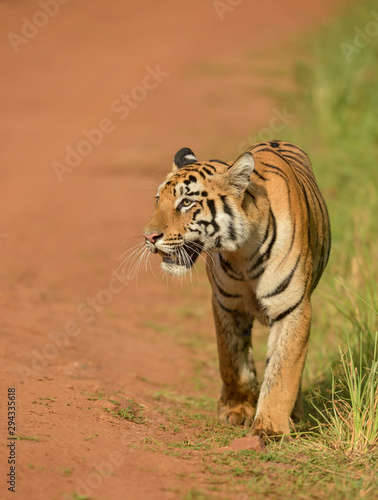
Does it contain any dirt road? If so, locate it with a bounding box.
[0,1,348,498]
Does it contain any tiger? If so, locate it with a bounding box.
[142,140,331,437]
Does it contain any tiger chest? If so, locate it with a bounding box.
[208,252,269,326]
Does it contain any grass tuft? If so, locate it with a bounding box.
[310,333,378,458]
[103,398,147,424]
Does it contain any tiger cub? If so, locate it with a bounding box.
[143,141,331,437]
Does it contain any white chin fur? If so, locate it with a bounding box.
[161,262,190,276]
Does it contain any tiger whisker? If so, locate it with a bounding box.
[118,243,147,278]
[186,242,213,269]
[135,249,149,284]
[129,246,149,283]
[113,241,146,276]
[121,235,145,246]
[117,240,145,262]
[181,247,194,285]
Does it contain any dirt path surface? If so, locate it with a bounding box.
[1,1,348,499]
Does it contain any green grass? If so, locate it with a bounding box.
[310,333,378,458]
[143,394,377,499]
[27,463,46,471]
[83,388,147,424]
[274,0,377,391]
[204,442,377,498]
[84,434,98,442]
[152,390,217,412]
[103,398,147,424]
[184,489,215,500]
[32,396,56,406]
[60,467,72,477]
[16,435,41,442]
[62,493,89,500]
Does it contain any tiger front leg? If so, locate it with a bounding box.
[212,295,259,427]
[251,300,311,437]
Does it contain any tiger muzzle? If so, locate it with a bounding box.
[158,242,201,269]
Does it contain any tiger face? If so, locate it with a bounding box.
[143,148,255,276]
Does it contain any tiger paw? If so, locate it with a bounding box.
[218,400,256,427]
[250,415,290,438]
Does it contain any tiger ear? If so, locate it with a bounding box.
[226,152,255,194]
[172,147,197,171]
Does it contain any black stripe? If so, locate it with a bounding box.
[260,163,291,213]
[280,142,309,155]
[273,285,307,322]
[249,147,273,154]
[261,161,288,177]
[204,163,217,171]
[281,142,308,154]
[294,165,320,194]
[280,152,309,168]
[202,167,214,176]
[253,146,310,175]
[262,254,301,298]
[296,169,328,240]
[254,143,330,288]
[249,266,266,280]
[210,269,242,298]
[264,169,288,182]
[251,169,267,181]
[295,170,321,216]
[249,212,271,263]
[248,211,276,273]
[192,209,201,220]
[312,260,323,292]
[249,146,285,158]
[220,195,232,216]
[245,190,257,207]
[218,254,245,281]
[215,296,235,314]
[302,188,312,246]
[296,172,325,265]
[207,198,217,219]
[278,149,309,164]
[295,169,319,195]
[220,195,236,240]
[209,159,229,166]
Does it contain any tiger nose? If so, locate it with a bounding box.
[143,232,162,244]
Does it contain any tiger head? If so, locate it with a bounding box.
[143,147,255,276]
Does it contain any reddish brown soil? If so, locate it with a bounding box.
[1,1,348,499]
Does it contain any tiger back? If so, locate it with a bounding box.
[248,141,330,292]
[142,140,331,437]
